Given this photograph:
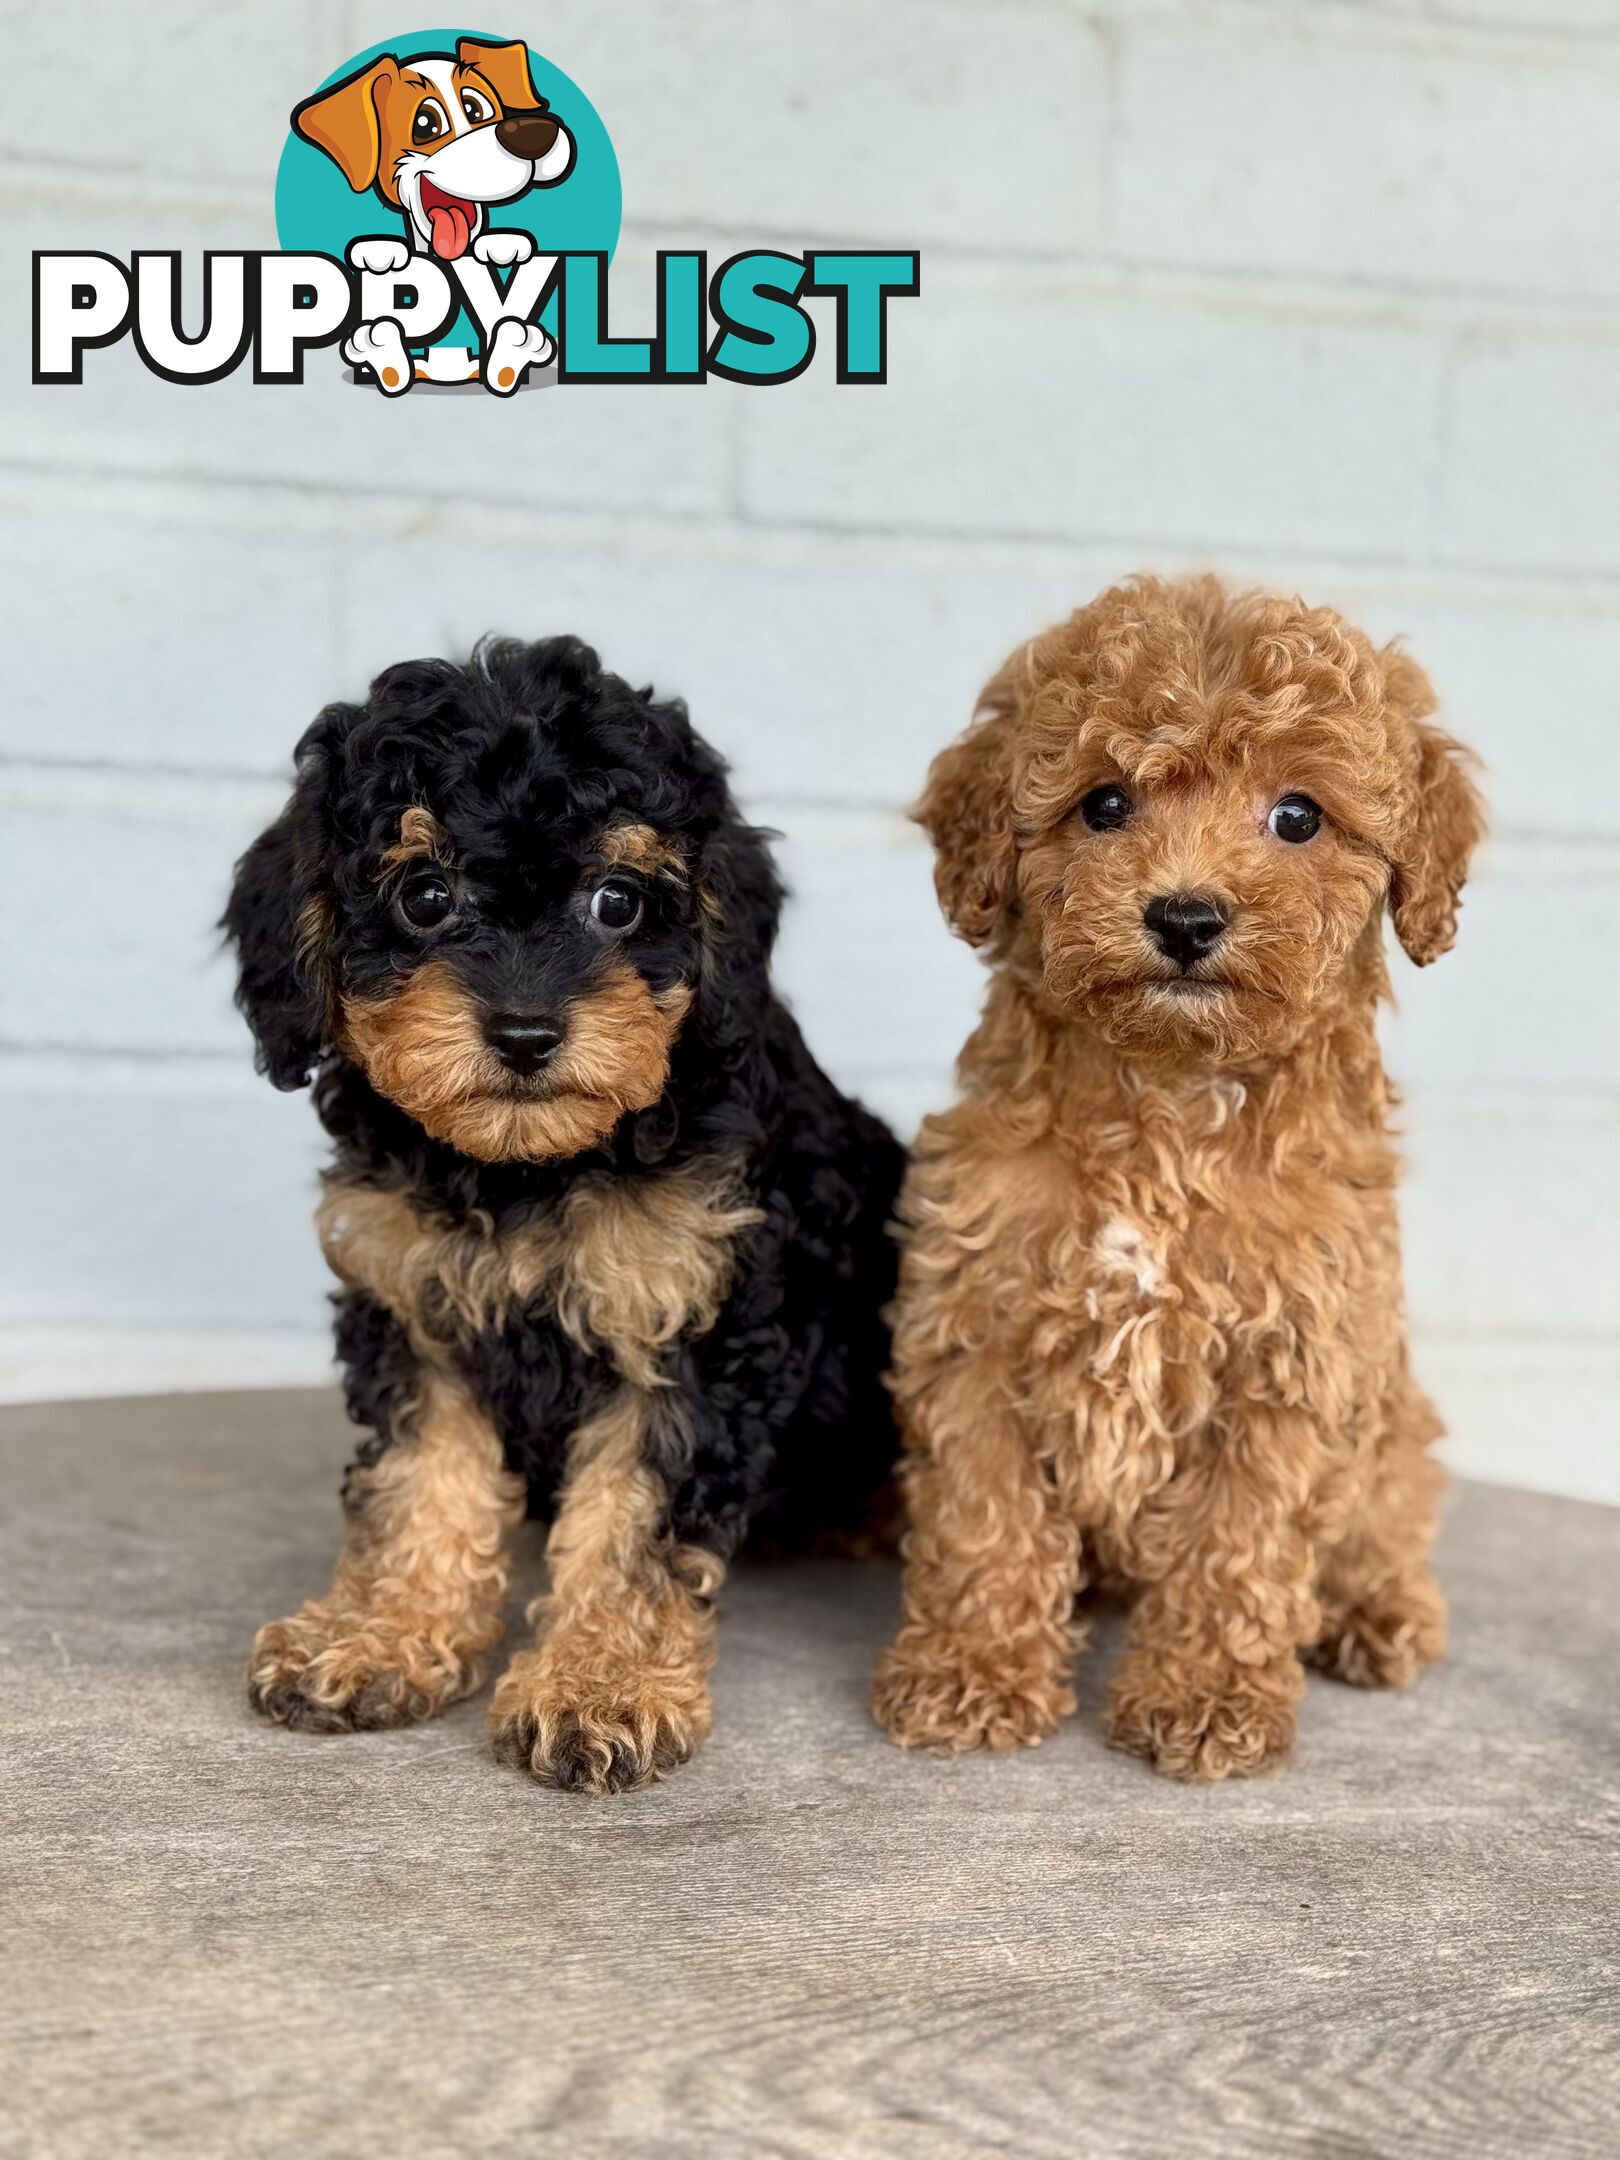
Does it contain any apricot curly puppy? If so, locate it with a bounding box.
[873,575,1484,1782]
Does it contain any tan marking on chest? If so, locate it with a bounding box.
[549,1164,762,1387]
[316,1156,762,1385]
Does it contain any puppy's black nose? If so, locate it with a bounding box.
[485,1013,564,1077]
[1144,891,1229,970]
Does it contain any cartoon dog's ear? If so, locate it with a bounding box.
[1383,647,1486,966]
[916,654,1024,947]
[223,709,349,1090]
[458,36,540,112]
[458,36,573,180]
[291,57,400,192]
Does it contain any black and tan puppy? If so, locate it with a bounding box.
[225,637,901,1793]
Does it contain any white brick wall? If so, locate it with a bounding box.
[4,0,1616,1503]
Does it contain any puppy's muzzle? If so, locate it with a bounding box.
[486,1012,565,1077]
[1144,891,1229,972]
[496,110,562,160]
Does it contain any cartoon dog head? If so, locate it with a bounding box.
[292,37,574,261]
[224,639,782,1164]
[920,574,1485,1066]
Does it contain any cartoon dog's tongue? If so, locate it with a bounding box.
[421,182,473,260]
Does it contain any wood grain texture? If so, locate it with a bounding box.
[0,1390,1616,2160]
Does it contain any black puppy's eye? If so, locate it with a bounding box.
[1080,783,1132,832]
[1268,794,1323,845]
[460,89,493,124]
[398,871,455,929]
[589,880,642,932]
[411,100,448,143]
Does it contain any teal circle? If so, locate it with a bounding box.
[273,25,619,344]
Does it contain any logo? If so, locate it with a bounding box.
[278,30,614,391]
[33,25,920,396]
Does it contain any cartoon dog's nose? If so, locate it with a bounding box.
[486,1013,564,1077]
[496,109,561,160]
[1144,891,1229,970]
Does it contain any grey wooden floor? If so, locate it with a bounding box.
[1,1390,1616,2159]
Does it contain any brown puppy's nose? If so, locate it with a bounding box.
[1144,891,1229,971]
[486,1013,564,1077]
[496,109,561,160]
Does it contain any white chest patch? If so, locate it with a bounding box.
[1092,1216,1166,1298]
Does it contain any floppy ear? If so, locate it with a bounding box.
[458,36,540,111]
[291,57,399,192]
[222,711,346,1090]
[1383,648,1486,966]
[915,655,1022,947]
[693,816,783,1051]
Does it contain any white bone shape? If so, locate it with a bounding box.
[482,318,552,396]
[472,230,535,268]
[343,320,413,396]
[346,237,411,275]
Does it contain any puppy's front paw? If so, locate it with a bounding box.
[1106,1649,1301,1782]
[490,1651,707,1794]
[873,1627,1073,1754]
[1310,1579,1446,1690]
[247,1603,484,1732]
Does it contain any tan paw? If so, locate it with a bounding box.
[1310,1582,1446,1690]
[872,1628,1074,1754]
[489,1652,708,1794]
[1106,1651,1301,1782]
[247,1602,488,1733]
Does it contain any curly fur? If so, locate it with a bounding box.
[874,575,1484,1781]
[226,636,902,1792]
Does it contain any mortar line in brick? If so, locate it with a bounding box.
[10,459,1620,600]
[729,503,1620,588]
[1094,7,1124,248]
[5,756,1618,861]
[1429,323,1472,579]
[614,216,1620,328]
[10,154,1620,327]
[1080,0,1620,59]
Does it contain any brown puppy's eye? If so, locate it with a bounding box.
[398,871,455,929]
[1080,783,1132,832]
[1268,794,1323,844]
[589,880,642,933]
[412,100,448,144]
[460,89,494,124]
